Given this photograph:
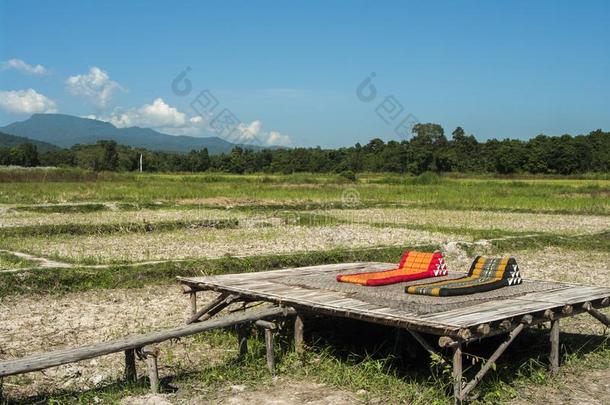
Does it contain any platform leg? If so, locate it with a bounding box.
[237,325,249,360]
[142,346,160,393]
[393,328,407,364]
[549,319,560,374]
[124,349,137,383]
[452,344,463,405]
[189,292,197,316]
[294,313,305,359]
[264,328,275,374]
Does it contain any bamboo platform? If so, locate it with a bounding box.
[178,262,610,404]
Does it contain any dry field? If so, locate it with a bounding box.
[0,173,608,404]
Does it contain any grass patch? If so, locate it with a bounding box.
[12,203,110,214]
[0,245,431,296]
[0,219,239,238]
[7,315,609,404]
[490,231,610,252]
[0,172,607,214]
[0,251,36,269]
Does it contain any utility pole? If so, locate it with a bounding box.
[139,154,143,173]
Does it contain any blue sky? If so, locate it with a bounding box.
[1,0,609,147]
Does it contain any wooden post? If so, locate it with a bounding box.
[189,292,197,316]
[237,325,249,360]
[294,313,305,359]
[264,328,275,374]
[255,320,276,373]
[549,319,560,374]
[392,328,405,362]
[124,349,137,383]
[452,344,463,405]
[142,346,160,393]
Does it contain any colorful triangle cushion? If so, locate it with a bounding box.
[405,256,522,297]
[336,251,448,286]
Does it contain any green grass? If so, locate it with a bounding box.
[0,218,239,238]
[0,245,429,296]
[0,171,608,214]
[12,203,110,214]
[0,251,36,269]
[6,317,609,404]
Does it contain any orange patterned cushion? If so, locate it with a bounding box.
[337,251,447,286]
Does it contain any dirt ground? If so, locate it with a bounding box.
[1,245,609,403]
[509,367,610,405]
[120,381,359,405]
[6,224,454,264]
[323,208,610,235]
[0,286,221,398]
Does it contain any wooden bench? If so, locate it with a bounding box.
[0,306,295,395]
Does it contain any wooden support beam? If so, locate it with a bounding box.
[294,313,305,358]
[521,315,533,325]
[187,293,231,324]
[439,336,457,348]
[141,346,160,393]
[459,323,525,401]
[499,319,512,331]
[543,309,556,320]
[255,320,276,330]
[549,319,560,374]
[457,328,472,341]
[561,305,573,316]
[452,344,463,405]
[409,331,448,366]
[124,349,137,383]
[601,297,609,307]
[584,302,610,327]
[476,324,491,336]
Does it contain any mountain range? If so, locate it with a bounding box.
[0,114,263,154]
[0,131,60,153]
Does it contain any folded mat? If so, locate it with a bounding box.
[406,256,522,297]
[336,250,448,286]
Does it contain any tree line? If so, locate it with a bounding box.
[1,124,608,175]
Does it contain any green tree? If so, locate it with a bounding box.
[100,141,119,171]
[187,148,210,172]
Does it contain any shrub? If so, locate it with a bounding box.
[410,171,442,185]
[339,170,357,182]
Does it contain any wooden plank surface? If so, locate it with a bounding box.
[178,262,610,333]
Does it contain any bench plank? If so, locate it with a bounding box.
[0,306,292,378]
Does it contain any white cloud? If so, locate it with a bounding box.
[89,98,292,146]
[266,130,292,146]
[0,89,57,114]
[1,59,48,75]
[66,67,123,107]
[92,98,188,130]
[233,119,292,146]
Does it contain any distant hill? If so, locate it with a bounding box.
[0,114,262,154]
[0,131,60,153]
